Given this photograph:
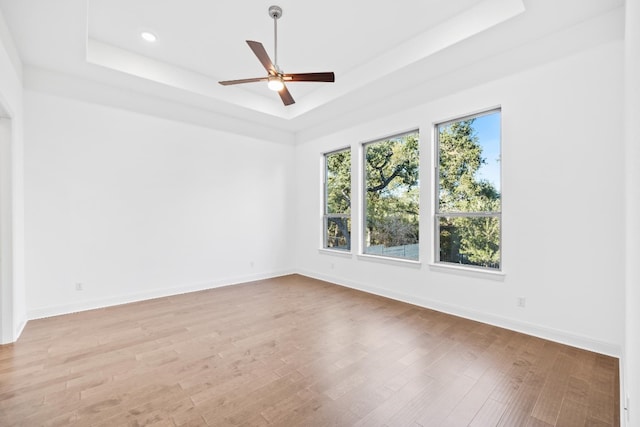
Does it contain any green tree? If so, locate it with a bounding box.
[438,119,500,267]
[365,133,419,255]
[326,150,351,249]
[325,134,420,254]
[326,151,351,214]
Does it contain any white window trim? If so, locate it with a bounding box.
[357,253,422,268]
[361,129,421,262]
[318,248,353,258]
[434,108,502,272]
[428,262,505,281]
[322,148,352,252]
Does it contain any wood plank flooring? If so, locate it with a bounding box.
[0,274,619,426]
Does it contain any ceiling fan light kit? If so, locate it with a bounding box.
[218,5,335,106]
[267,76,284,92]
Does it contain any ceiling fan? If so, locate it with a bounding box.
[218,5,335,106]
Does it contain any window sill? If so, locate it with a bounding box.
[318,248,353,258]
[357,254,422,269]
[428,263,505,281]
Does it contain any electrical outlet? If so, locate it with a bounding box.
[330,263,335,269]
[250,261,254,268]
[75,282,83,291]
[517,297,526,308]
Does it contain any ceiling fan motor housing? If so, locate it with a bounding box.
[269,5,282,19]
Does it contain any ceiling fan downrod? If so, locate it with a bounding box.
[269,5,282,70]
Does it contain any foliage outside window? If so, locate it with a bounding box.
[324,149,351,250]
[436,109,501,270]
[363,131,420,260]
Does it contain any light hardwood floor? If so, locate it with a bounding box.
[0,275,619,426]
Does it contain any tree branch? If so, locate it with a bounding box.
[341,188,351,205]
[367,166,403,192]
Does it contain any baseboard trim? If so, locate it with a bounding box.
[0,317,27,345]
[24,268,621,358]
[14,317,27,341]
[27,269,295,320]
[620,350,628,426]
[297,269,622,358]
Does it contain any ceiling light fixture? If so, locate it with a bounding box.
[140,31,157,42]
[267,76,284,91]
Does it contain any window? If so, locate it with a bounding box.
[363,131,420,260]
[323,149,351,250]
[435,109,501,270]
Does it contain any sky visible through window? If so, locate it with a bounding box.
[472,111,501,193]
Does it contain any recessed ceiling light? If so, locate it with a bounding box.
[140,31,157,43]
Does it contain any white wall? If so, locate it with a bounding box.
[0,7,25,344]
[625,0,640,424]
[24,90,295,318]
[294,40,625,356]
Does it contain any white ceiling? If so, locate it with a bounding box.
[0,0,625,135]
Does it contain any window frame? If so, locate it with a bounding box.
[323,147,351,252]
[434,108,502,271]
[361,129,420,262]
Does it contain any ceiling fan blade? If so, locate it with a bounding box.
[246,40,277,75]
[278,85,295,106]
[218,77,269,86]
[282,72,335,83]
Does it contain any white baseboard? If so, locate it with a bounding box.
[14,317,27,340]
[23,267,622,359]
[27,269,295,320]
[297,269,622,358]
[0,317,27,345]
[620,351,628,427]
